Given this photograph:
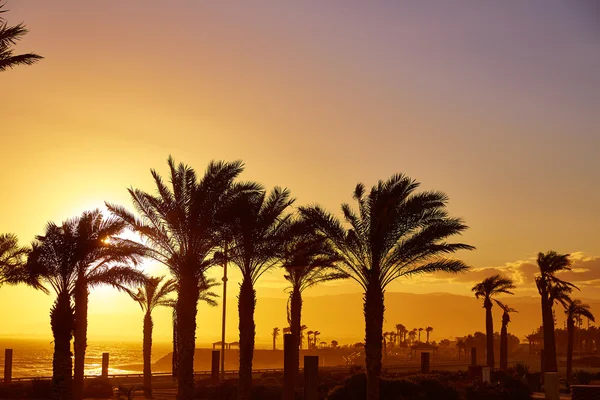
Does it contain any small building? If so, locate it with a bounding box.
[410,343,439,360]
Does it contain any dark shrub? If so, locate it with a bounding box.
[83,378,113,398]
[327,373,366,400]
[466,378,531,400]
[572,370,596,385]
[30,379,52,398]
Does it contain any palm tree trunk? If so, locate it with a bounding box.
[500,322,508,371]
[542,297,558,372]
[485,303,495,368]
[143,312,153,398]
[176,278,199,400]
[567,318,574,382]
[364,282,384,400]
[238,277,256,400]
[51,292,73,400]
[290,289,302,386]
[73,284,88,400]
[172,306,178,381]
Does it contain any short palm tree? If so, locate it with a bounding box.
[281,223,345,384]
[418,327,424,342]
[223,187,294,400]
[564,299,595,382]
[65,210,147,400]
[496,302,517,371]
[300,174,473,399]
[25,224,76,400]
[0,233,30,286]
[408,330,417,344]
[272,327,280,351]
[306,330,314,349]
[107,157,257,400]
[425,326,433,343]
[126,276,176,398]
[0,4,42,71]
[535,251,577,372]
[472,274,515,368]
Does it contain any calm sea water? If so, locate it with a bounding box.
[0,338,174,378]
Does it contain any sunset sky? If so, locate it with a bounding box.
[1,1,599,345]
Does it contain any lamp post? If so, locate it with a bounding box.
[220,244,228,379]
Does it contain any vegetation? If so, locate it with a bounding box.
[0,233,30,286]
[498,303,517,371]
[535,251,577,372]
[564,299,595,383]
[0,3,42,71]
[471,275,515,369]
[300,174,474,399]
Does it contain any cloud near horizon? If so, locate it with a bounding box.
[425,252,600,294]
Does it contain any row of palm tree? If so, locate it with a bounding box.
[1,157,473,400]
[384,326,434,347]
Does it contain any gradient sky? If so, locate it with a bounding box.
[1,1,599,345]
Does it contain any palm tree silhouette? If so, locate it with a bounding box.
[313,331,321,349]
[222,186,294,400]
[564,299,595,382]
[300,325,308,349]
[535,251,577,372]
[299,174,473,399]
[472,274,515,368]
[496,302,517,371]
[395,324,406,345]
[56,210,147,400]
[418,328,424,342]
[408,329,417,344]
[0,4,42,71]
[125,276,176,398]
[108,157,255,400]
[272,327,280,351]
[425,327,433,343]
[280,222,345,381]
[306,330,314,349]
[24,225,75,400]
[0,233,31,286]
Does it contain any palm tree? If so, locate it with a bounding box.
[496,302,517,371]
[0,4,42,71]
[408,330,417,344]
[107,157,256,400]
[299,174,473,399]
[472,274,515,368]
[306,330,314,349]
[126,276,176,398]
[535,251,577,373]
[425,326,433,343]
[0,233,30,286]
[272,327,280,351]
[25,225,75,400]
[564,299,595,382]
[280,223,345,382]
[300,325,308,349]
[418,328,424,342]
[313,331,321,349]
[395,324,406,345]
[223,187,294,400]
[49,210,147,400]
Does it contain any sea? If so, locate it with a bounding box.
[0,338,175,379]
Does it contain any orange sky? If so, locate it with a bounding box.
[1,1,599,346]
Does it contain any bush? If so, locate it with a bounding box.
[83,378,113,398]
[572,370,597,385]
[466,378,531,400]
[30,379,52,399]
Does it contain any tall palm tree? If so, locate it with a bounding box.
[126,276,176,398]
[107,157,257,400]
[281,223,345,383]
[25,224,76,400]
[0,4,42,71]
[425,326,433,343]
[564,299,595,382]
[63,210,147,400]
[472,274,515,368]
[300,325,308,349]
[496,302,517,371]
[408,330,417,344]
[418,328,424,342]
[313,331,321,348]
[395,324,406,345]
[535,251,577,373]
[0,233,30,286]
[272,327,280,351]
[223,187,294,400]
[306,330,314,349]
[299,174,473,399]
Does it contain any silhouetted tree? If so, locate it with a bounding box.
[472,274,515,368]
[409,329,417,344]
[425,326,433,343]
[564,299,595,382]
[300,174,473,399]
[418,327,424,342]
[0,233,30,286]
[126,276,176,398]
[331,340,338,348]
[223,187,294,400]
[535,251,577,372]
[108,157,256,400]
[307,330,314,349]
[496,302,517,371]
[280,222,345,383]
[395,324,406,345]
[64,210,147,400]
[24,226,74,400]
[272,327,280,351]
[0,4,42,71]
